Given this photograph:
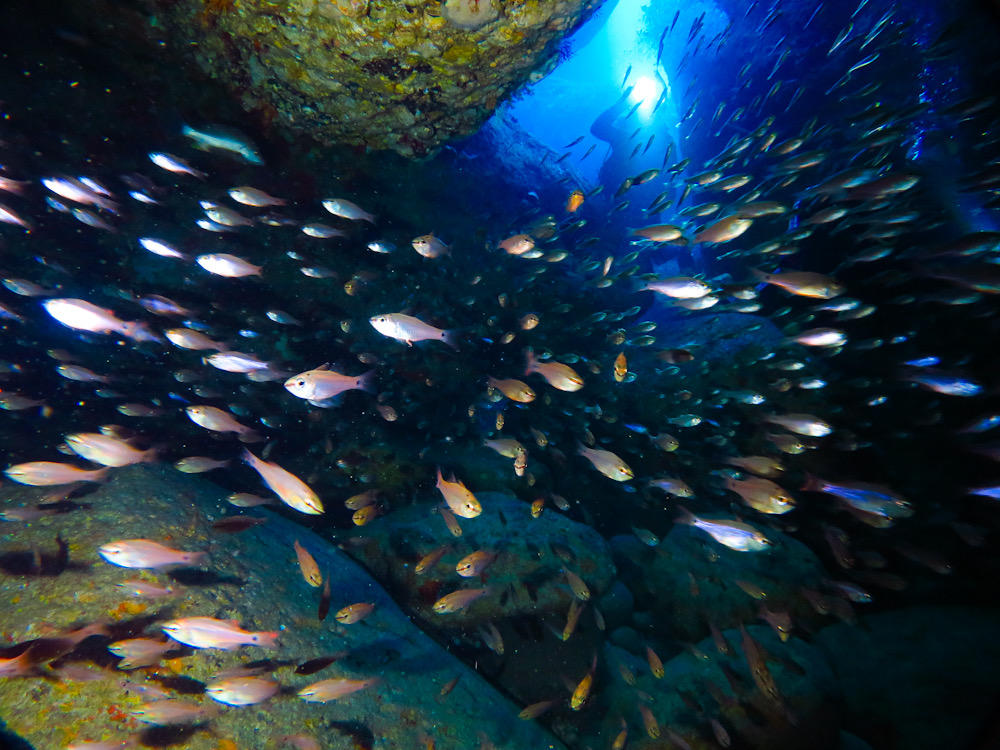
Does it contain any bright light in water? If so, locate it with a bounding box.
[628,74,661,123]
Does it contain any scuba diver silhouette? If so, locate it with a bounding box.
[590,72,678,212]
[590,85,639,195]
[590,74,696,272]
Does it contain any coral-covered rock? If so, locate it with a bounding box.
[0,465,566,750]
[595,625,841,750]
[119,0,606,157]
[814,606,1000,750]
[344,491,616,629]
[614,521,828,643]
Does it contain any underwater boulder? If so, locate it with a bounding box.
[595,625,841,750]
[451,108,595,205]
[98,0,605,158]
[0,465,566,750]
[619,521,828,643]
[344,491,616,629]
[648,311,784,365]
[813,606,1000,750]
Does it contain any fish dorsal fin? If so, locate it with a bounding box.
[317,363,330,371]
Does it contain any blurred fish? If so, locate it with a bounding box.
[5,461,110,486]
[566,189,585,213]
[243,449,324,515]
[98,539,205,569]
[131,698,214,726]
[182,123,263,164]
[412,233,450,258]
[335,602,375,624]
[148,152,206,179]
[294,540,323,587]
[284,366,375,401]
[196,253,262,278]
[525,349,584,391]
[370,313,457,348]
[577,444,633,481]
[64,433,155,467]
[186,405,262,441]
[676,507,772,551]
[323,198,376,223]
[432,587,490,614]
[298,677,380,702]
[229,186,286,206]
[206,676,279,706]
[162,616,279,650]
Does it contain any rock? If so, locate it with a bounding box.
[451,108,595,206]
[813,606,1000,750]
[838,731,875,750]
[344,491,616,629]
[595,580,634,633]
[624,521,828,643]
[651,312,785,364]
[608,626,643,654]
[0,465,566,750]
[111,0,606,157]
[597,625,841,750]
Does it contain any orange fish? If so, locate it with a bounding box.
[486,376,536,403]
[693,215,753,244]
[613,352,627,382]
[4,461,110,486]
[570,655,597,710]
[352,504,382,526]
[432,587,490,614]
[242,449,323,515]
[531,497,545,518]
[638,704,660,738]
[435,468,482,518]
[456,550,498,577]
[293,540,322,587]
[297,677,381,703]
[562,600,584,641]
[335,603,375,624]
[416,544,452,575]
[646,645,664,678]
[566,189,585,213]
[499,234,535,256]
[563,568,591,601]
[524,349,584,392]
[518,698,560,720]
[439,505,463,537]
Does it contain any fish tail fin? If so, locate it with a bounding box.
[142,447,159,463]
[675,505,696,525]
[238,430,265,444]
[255,631,280,649]
[749,268,769,284]
[801,472,822,493]
[358,370,378,393]
[442,330,460,350]
[524,348,537,376]
[93,467,113,483]
[241,448,257,467]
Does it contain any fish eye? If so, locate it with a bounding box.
[295,380,305,386]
